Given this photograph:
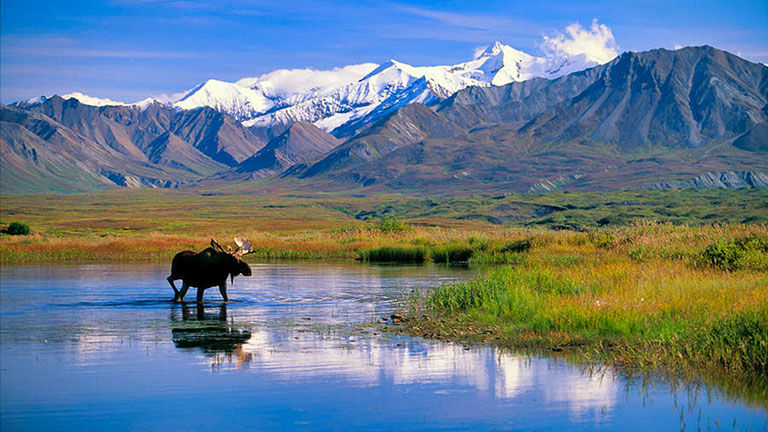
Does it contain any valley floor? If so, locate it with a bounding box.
[1,189,766,406]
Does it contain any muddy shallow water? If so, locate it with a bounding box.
[1,263,765,431]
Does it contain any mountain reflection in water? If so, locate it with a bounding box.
[1,263,764,431]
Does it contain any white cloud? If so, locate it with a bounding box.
[541,19,619,65]
[236,64,378,98]
[60,92,127,106]
[473,45,489,59]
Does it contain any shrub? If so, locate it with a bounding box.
[374,214,411,234]
[358,246,427,263]
[702,241,745,270]
[700,234,768,271]
[5,222,30,235]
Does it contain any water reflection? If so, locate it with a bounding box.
[170,303,252,368]
[1,264,765,431]
[188,321,619,419]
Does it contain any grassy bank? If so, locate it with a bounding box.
[2,188,767,404]
[1,188,766,264]
[400,224,768,405]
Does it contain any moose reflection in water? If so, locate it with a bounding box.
[167,238,254,303]
[170,302,253,368]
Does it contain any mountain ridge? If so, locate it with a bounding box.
[2,46,766,195]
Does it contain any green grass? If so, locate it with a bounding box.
[700,234,768,271]
[358,246,428,263]
[1,188,767,403]
[431,244,474,264]
[404,227,768,404]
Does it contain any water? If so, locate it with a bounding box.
[1,263,765,431]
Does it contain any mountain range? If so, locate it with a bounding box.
[1,44,766,194]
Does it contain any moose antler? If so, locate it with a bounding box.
[210,238,226,253]
[233,237,253,257]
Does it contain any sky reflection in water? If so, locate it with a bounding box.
[0,263,765,431]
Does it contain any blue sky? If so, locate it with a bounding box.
[1,0,766,103]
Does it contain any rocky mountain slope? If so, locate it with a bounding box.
[1,97,265,192]
[2,46,766,194]
[17,42,602,139]
[287,46,767,193]
[228,122,341,179]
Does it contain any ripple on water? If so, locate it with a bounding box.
[1,263,766,431]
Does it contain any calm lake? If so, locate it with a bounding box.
[1,263,766,431]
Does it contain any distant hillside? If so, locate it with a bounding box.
[2,46,766,194]
[1,97,265,193]
[224,122,340,180]
[286,46,767,193]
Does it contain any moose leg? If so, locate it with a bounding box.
[167,276,180,301]
[196,287,205,304]
[218,282,229,303]
[176,282,190,303]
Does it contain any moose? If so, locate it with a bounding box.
[167,238,253,303]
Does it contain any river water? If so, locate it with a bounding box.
[0,263,765,431]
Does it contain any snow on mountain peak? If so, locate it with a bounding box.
[242,42,603,133]
[173,79,273,120]
[19,39,604,135]
[61,92,128,106]
[477,41,506,58]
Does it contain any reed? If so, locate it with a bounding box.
[358,245,428,263]
[431,244,474,264]
[405,227,768,402]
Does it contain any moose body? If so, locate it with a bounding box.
[167,239,253,303]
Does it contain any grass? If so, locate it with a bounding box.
[402,225,768,405]
[1,188,767,403]
[431,244,474,264]
[358,246,428,263]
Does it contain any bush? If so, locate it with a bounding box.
[358,246,427,263]
[5,222,30,235]
[374,214,411,234]
[700,234,768,271]
[701,241,745,270]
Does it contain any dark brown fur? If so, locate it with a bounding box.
[167,246,252,303]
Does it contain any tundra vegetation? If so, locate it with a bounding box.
[0,188,766,404]
[3,221,30,235]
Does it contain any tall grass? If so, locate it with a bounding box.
[431,244,474,264]
[408,226,768,400]
[358,246,428,263]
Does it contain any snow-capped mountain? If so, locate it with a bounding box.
[16,42,603,134]
[18,93,129,108]
[240,42,598,133]
[174,79,274,120]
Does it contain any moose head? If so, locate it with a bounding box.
[210,237,254,283]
